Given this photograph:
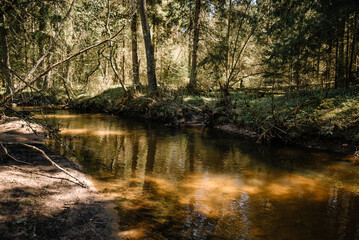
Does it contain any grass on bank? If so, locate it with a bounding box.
[3,86,359,145]
[70,86,359,144]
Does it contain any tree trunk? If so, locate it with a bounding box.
[326,41,332,88]
[152,15,156,57]
[0,13,13,95]
[188,0,201,90]
[131,13,140,87]
[317,51,321,87]
[43,55,52,89]
[122,40,125,85]
[349,13,357,83]
[138,0,157,94]
[345,16,350,82]
[225,0,233,80]
[188,4,193,76]
[336,19,345,88]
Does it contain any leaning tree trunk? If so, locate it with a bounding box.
[188,0,201,91]
[0,13,13,95]
[131,12,140,87]
[138,0,157,94]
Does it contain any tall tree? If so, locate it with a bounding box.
[131,12,140,87]
[188,0,201,91]
[225,0,233,80]
[139,0,157,94]
[0,12,13,95]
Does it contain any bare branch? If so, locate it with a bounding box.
[1,25,126,105]
[1,142,33,165]
[3,142,87,188]
[20,0,76,89]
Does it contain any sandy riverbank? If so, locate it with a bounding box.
[0,117,117,240]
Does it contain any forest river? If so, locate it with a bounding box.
[41,110,359,239]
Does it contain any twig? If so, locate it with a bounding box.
[21,143,87,188]
[0,142,33,165]
[19,0,76,89]
[86,224,104,240]
[1,105,39,135]
[1,21,127,105]
[106,0,127,92]
[6,165,85,187]
[268,122,287,134]
[4,142,87,188]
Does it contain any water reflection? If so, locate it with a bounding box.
[43,110,359,239]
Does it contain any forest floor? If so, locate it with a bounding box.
[0,117,118,240]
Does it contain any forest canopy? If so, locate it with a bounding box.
[0,0,359,98]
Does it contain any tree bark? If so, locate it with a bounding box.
[336,19,345,88]
[225,0,233,80]
[188,4,193,76]
[122,40,125,85]
[349,13,357,83]
[0,13,13,95]
[188,0,201,90]
[131,13,140,87]
[138,0,157,94]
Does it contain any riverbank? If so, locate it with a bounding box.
[69,87,359,156]
[0,117,117,240]
[5,86,359,156]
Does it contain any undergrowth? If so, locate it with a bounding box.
[12,86,359,145]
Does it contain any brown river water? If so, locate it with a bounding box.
[41,110,359,240]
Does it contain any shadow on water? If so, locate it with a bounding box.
[43,110,359,239]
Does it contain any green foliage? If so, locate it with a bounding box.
[69,85,359,145]
[1,0,359,147]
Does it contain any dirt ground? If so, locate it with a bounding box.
[0,117,118,240]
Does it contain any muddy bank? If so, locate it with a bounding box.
[0,117,118,240]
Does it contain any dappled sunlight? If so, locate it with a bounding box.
[0,119,45,143]
[144,176,177,194]
[34,114,81,119]
[176,172,330,218]
[178,174,243,218]
[59,128,131,136]
[265,174,325,199]
[34,113,109,119]
[266,183,292,196]
[117,228,147,240]
[43,110,359,239]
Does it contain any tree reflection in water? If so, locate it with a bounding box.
[44,110,359,240]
